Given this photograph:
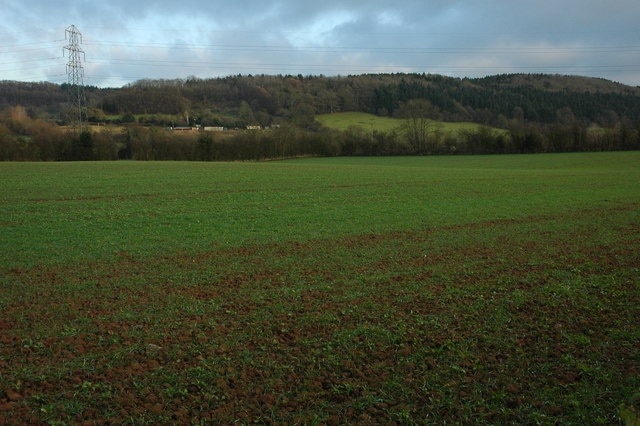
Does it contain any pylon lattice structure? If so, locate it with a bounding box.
[63,25,86,132]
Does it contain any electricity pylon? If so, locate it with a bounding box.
[63,25,86,132]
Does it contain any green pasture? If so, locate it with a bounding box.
[316,111,503,135]
[0,152,640,268]
[0,152,639,269]
[0,152,639,424]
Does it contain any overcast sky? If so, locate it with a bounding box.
[2,1,639,88]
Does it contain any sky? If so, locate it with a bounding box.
[2,0,639,88]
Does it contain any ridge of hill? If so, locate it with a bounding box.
[0,73,639,129]
[472,73,640,95]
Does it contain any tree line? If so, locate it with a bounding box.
[1,104,638,161]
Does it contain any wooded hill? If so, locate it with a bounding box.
[1,73,639,129]
[1,73,639,161]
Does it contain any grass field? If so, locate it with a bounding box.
[316,111,503,135]
[1,153,639,424]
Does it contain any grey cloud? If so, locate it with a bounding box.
[2,0,639,86]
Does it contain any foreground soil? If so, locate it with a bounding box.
[1,205,639,424]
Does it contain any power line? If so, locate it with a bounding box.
[82,39,640,55]
[63,25,86,132]
[2,32,640,87]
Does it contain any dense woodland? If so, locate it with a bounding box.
[1,73,639,160]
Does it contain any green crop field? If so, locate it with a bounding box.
[316,111,503,135]
[1,153,639,424]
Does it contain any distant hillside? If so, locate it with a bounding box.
[2,74,639,161]
[1,73,639,129]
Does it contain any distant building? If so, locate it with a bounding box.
[246,125,262,130]
[204,126,225,132]
[171,126,196,131]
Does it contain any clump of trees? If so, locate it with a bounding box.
[0,106,66,161]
